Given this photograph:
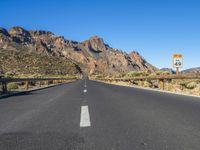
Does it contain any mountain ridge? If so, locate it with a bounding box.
[0,26,158,76]
[182,67,200,74]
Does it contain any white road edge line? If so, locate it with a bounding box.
[80,105,91,127]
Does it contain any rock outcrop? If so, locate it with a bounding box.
[0,26,158,75]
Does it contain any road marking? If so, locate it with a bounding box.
[84,80,87,87]
[80,105,91,127]
[83,89,87,93]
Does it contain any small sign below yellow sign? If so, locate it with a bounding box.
[173,54,183,68]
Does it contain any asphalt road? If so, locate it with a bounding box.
[0,79,200,150]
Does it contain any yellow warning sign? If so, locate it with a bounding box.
[173,54,183,68]
[173,54,183,58]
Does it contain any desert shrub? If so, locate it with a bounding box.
[91,74,104,79]
[5,72,15,78]
[7,82,18,90]
[150,80,158,88]
[29,81,36,86]
[143,81,153,87]
[127,71,149,77]
[181,81,197,89]
[186,82,197,89]
[114,73,126,78]
[155,71,170,76]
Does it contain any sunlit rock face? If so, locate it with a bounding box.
[0,27,158,74]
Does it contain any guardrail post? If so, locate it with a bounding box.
[45,81,49,85]
[159,79,165,90]
[25,81,29,90]
[53,80,56,84]
[2,81,7,93]
[39,81,42,87]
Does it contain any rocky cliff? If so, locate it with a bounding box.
[0,27,157,76]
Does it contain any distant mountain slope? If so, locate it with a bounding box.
[160,68,176,74]
[0,27,158,75]
[182,67,200,74]
[0,48,81,77]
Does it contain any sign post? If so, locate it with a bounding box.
[173,54,183,75]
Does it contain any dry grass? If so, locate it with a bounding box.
[96,79,200,96]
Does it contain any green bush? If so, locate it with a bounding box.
[155,71,170,76]
[181,81,197,89]
[5,72,15,78]
[7,82,18,90]
[186,82,197,89]
[127,71,149,77]
[143,81,153,87]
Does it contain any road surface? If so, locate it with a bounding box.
[0,79,200,150]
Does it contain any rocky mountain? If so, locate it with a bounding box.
[182,67,200,74]
[0,48,81,77]
[0,27,157,76]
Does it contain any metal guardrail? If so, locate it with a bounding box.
[96,74,200,81]
[95,74,200,90]
[0,77,78,93]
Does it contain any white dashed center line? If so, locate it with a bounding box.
[84,80,87,87]
[83,89,87,93]
[80,105,91,127]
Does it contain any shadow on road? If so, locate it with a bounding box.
[0,91,37,100]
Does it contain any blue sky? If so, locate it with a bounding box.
[0,0,200,70]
